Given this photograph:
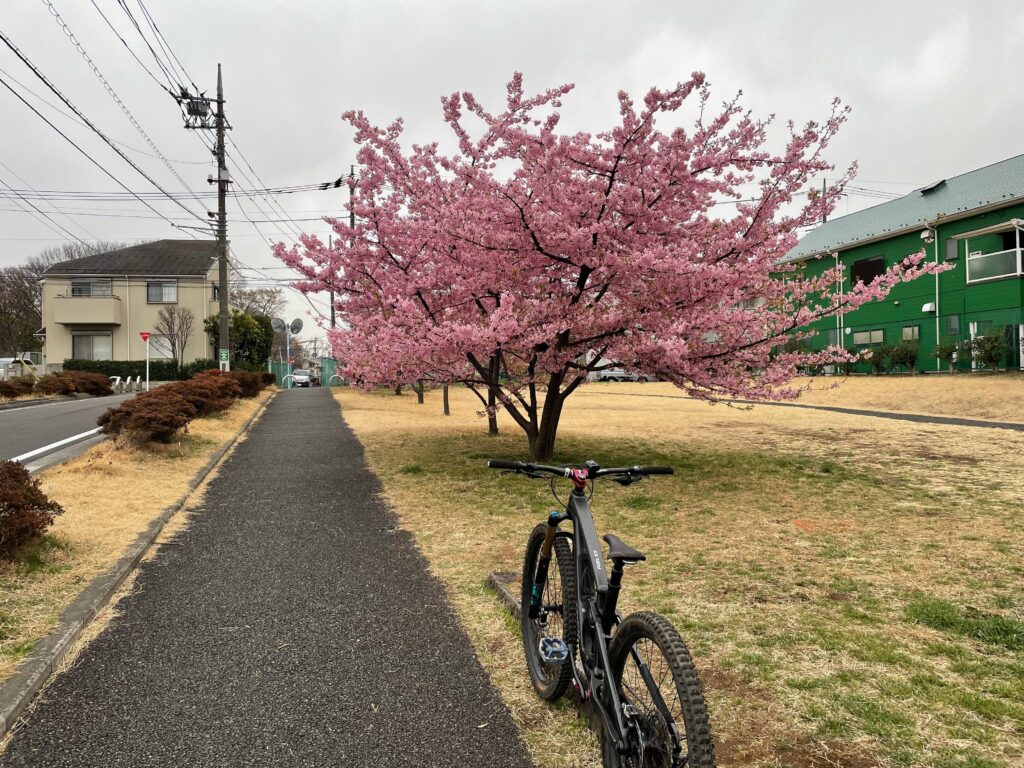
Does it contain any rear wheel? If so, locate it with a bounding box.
[607,611,715,767]
[521,523,577,700]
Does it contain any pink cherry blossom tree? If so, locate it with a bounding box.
[276,73,941,461]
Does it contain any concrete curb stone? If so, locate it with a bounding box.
[0,390,277,739]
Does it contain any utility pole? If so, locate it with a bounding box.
[177,65,231,370]
[328,235,335,329]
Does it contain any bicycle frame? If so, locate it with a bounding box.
[559,486,632,753]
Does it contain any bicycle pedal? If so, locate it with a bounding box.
[539,637,570,665]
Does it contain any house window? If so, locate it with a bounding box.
[849,256,885,286]
[945,315,960,337]
[827,328,840,346]
[902,325,920,342]
[71,333,112,361]
[853,329,884,346]
[70,279,112,297]
[147,280,177,303]
[149,335,174,360]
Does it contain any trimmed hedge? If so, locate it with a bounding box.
[34,371,114,397]
[64,358,181,380]
[0,378,35,399]
[0,461,65,556]
[97,368,272,445]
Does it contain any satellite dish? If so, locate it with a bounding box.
[271,317,286,333]
[289,318,303,335]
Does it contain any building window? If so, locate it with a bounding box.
[827,328,840,346]
[1000,230,1019,251]
[944,238,958,261]
[70,279,112,297]
[149,335,174,360]
[853,329,884,346]
[147,280,177,303]
[966,249,1018,282]
[945,315,960,337]
[902,325,920,342]
[849,256,885,286]
[71,333,112,361]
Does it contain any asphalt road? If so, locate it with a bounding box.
[1,388,534,767]
[0,395,132,461]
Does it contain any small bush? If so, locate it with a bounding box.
[0,378,35,399]
[888,342,920,374]
[33,371,113,397]
[260,372,277,387]
[970,334,1009,371]
[162,380,232,417]
[867,346,888,374]
[98,388,197,444]
[934,340,960,373]
[180,358,219,379]
[0,461,65,557]
[191,370,244,400]
[230,371,263,398]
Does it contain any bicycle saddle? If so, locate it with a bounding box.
[603,534,646,563]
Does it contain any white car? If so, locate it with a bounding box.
[594,368,653,382]
[291,368,312,387]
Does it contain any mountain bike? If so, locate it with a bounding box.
[488,459,715,768]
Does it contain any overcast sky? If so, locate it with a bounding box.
[2,0,1022,343]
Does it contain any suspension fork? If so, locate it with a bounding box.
[529,511,566,619]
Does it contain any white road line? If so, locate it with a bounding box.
[11,427,103,463]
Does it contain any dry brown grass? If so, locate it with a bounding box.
[0,390,271,682]
[591,372,1024,424]
[335,384,1023,768]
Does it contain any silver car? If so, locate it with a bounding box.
[291,368,312,387]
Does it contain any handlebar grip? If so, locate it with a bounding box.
[487,459,524,471]
[639,466,674,475]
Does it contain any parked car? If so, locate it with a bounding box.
[291,368,312,387]
[594,368,651,382]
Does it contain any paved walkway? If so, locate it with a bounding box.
[2,389,532,767]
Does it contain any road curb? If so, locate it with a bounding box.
[0,390,277,740]
[0,396,77,413]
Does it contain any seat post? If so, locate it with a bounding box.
[602,561,625,632]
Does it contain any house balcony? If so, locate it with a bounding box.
[52,294,124,325]
[966,247,1023,284]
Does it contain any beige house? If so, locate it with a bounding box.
[39,240,223,371]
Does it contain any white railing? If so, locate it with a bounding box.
[965,247,1022,283]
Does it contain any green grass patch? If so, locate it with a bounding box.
[906,595,1024,651]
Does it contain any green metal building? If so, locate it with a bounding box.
[786,154,1024,372]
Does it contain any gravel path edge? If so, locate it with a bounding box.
[0,390,277,740]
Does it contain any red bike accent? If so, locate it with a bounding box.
[569,468,589,490]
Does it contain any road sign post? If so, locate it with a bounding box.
[139,332,150,392]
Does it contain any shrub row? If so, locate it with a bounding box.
[0,371,113,400]
[64,358,221,381]
[97,369,273,444]
[0,461,65,557]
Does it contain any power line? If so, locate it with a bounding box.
[0,158,98,239]
[0,169,88,244]
[87,0,165,89]
[0,26,207,225]
[40,0,206,210]
[0,69,197,238]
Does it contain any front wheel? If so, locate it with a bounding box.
[521,523,577,701]
[607,611,715,767]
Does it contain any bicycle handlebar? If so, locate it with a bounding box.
[486,460,673,479]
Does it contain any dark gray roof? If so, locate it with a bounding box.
[44,240,218,276]
[786,154,1024,261]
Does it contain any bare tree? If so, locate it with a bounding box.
[0,241,134,355]
[155,306,195,367]
[228,270,286,318]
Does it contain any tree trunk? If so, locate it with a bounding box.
[529,373,566,461]
[415,379,425,404]
[442,384,450,416]
[486,354,500,435]
[394,385,402,396]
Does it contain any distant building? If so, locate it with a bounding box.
[39,240,223,371]
[786,154,1024,371]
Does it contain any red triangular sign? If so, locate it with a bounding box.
[140,332,150,342]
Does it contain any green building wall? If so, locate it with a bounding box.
[796,202,1024,372]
